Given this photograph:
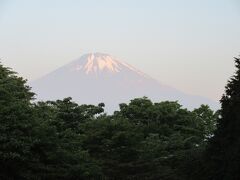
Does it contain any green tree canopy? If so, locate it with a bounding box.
[0,62,218,180]
[0,63,38,179]
[205,56,240,180]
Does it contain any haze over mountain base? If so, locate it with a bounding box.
[30,53,219,113]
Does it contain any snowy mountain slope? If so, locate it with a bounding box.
[30,53,219,113]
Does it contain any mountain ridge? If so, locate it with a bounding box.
[30,53,219,113]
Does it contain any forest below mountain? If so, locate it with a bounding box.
[0,56,240,180]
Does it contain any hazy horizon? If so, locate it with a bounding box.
[1,0,240,101]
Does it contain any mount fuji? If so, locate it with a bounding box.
[30,53,218,112]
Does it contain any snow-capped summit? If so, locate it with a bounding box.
[70,53,121,74]
[30,53,219,113]
[69,53,146,77]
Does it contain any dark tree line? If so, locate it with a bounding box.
[0,56,239,180]
[204,57,240,180]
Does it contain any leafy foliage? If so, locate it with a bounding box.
[0,64,38,179]
[0,62,220,179]
[203,57,240,180]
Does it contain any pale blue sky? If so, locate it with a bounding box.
[0,0,240,101]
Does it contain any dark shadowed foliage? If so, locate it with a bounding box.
[203,57,240,180]
[0,60,230,179]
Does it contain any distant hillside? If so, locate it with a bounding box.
[30,53,219,112]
